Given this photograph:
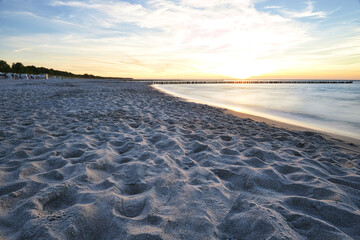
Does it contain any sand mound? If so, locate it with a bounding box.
[0,78,359,239]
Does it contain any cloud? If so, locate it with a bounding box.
[264,6,282,10]
[278,1,327,19]
[14,47,32,53]
[1,0,319,78]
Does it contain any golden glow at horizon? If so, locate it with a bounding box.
[1,1,360,80]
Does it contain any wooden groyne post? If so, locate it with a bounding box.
[136,80,354,85]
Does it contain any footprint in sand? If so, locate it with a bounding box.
[122,182,150,196]
[62,148,84,159]
[128,233,163,240]
[36,170,64,182]
[36,183,77,213]
[113,196,147,218]
[0,182,27,197]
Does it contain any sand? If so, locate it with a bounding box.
[0,78,359,240]
[223,110,360,154]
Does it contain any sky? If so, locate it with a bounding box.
[0,0,359,79]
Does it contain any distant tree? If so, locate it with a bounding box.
[0,60,12,72]
[1,59,132,79]
[11,62,25,73]
[38,67,47,74]
[25,65,39,74]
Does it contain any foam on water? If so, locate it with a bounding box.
[155,81,360,139]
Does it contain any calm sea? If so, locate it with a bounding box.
[155,81,360,139]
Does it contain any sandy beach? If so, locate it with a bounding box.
[0,78,359,240]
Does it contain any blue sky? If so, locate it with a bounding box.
[0,0,359,79]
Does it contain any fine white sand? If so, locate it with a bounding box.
[0,78,359,240]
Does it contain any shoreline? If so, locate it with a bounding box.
[225,109,360,153]
[1,78,359,240]
[152,84,360,152]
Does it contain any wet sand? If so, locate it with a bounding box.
[224,110,360,153]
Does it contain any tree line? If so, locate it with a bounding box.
[0,60,131,79]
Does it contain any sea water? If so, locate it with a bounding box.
[155,81,360,139]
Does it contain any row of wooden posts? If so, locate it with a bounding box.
[144,80,354,84]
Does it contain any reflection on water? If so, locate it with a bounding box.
[155,81,360,139]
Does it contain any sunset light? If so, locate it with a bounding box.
[1,0,359,79]
[1,1,360,239]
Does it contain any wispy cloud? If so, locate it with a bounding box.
[264,6,282,10]
[30,0,311,78]
[14,47,32,53]
[279,1,327,19]
[2,10,43,19]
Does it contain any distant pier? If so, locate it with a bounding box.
[143,80,353,85]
